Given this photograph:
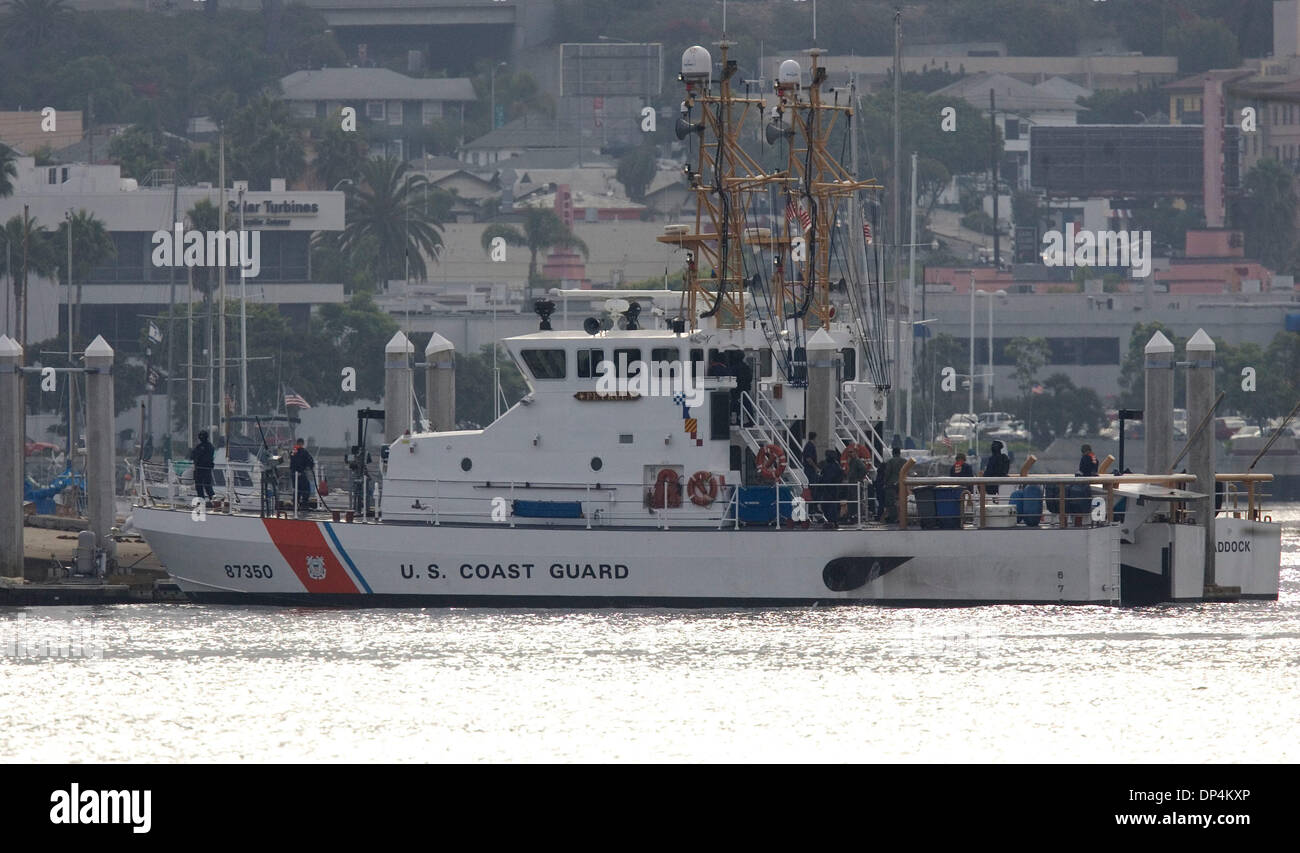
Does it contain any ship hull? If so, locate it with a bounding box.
[132,507,1128,607]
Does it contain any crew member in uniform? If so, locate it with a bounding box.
[289,438,315,512]
[982,440,1011,498]
[190,430,215,503]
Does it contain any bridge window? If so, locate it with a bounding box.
[840,348,856,381]
[577,348,604,378]
[651,347,679,363]
[613,348,642,376]
[520,349,567,380]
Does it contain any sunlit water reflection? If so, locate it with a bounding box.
[3,508,1297,762]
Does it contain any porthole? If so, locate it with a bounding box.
[460,457,472,472]
[590,457,603,471]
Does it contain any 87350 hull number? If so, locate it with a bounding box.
[225,564,273,579]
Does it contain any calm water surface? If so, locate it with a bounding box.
[3,508,1298,762]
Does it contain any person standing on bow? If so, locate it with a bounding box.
[289,438,316,512]
[190,430,215,503]
[982,440,1012,498]
[1077,444,1099,477]
[949,452,976,492]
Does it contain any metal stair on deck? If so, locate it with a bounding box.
[834,395,887,464]
[737,391,808,488]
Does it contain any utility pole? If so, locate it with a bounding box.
[990,89,1000,269]
[66,210,74,460]
[20,204,28,351]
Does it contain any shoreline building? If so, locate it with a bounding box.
[0,156,346,347]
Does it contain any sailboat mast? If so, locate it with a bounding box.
[167,177,178,450]
[891,8,902,439]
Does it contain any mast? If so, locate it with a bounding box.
[661,40,766,329]
[217,132,227,440]
[167,176,178,450]
[891,7,902,438]
[907,151,917,439]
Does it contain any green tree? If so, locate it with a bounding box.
[1117,322,1187,410]
[1076,87,1167,124]
[1233,159,1297,275]
[452,344,527,429]
[55,210,116,341]
[227,93,307,190]
[0,0,72,52]
[108,126,168,183]
[479,208,588,299]
[2,213,59,347]
[311,115,368,190]
[858,91,996,185]
[1167,19,1240,74]
[342,157,445,287]
[616,143,657,202]
[1004,337,1050,400]
[0,142,15,198]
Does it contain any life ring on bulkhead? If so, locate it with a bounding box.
[687,470,722,506]
[756,444,787,482]
[652,468,683,508]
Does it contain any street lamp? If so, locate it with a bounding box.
[489,61,508,131]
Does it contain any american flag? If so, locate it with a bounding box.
[863,220,873,245]
[284,385,311,409]
[1031,383,1045,395]
[785,197,811,232]
[941,434,954,452]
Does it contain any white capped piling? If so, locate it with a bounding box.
[1143,330,1174,475]
[424,332,456,432]
[384,331,414,443]
[0,335,23,577]
[1185,328,1216,586]
[84,335,117,565]
[806,329,838,464]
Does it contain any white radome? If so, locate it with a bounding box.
[681,45,712,82]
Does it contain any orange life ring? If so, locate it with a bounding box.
[756,444,787,482]
[652,468,682,508]
[687,470,720,506]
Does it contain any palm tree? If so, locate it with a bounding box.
[2,213,58,346]
[0,142,16,198]
[480,207,588,299]
[342,157,444,289]
[56,210,116,342]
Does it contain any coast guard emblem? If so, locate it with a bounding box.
[306,555,327,580]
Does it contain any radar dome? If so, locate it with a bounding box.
[681,45,712,82]
[778,59,801,88]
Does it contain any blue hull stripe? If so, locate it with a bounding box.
[323,522,372,594]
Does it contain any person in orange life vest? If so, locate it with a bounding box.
[1077,444,1099,477]
[949,452,976,492]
